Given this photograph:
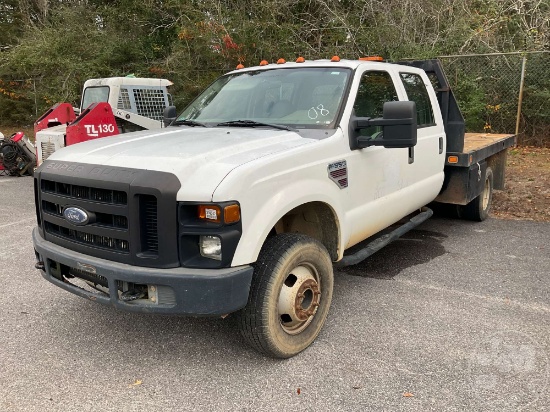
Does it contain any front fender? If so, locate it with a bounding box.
[228,178,347,266]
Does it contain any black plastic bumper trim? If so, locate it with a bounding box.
[33,228,253,316]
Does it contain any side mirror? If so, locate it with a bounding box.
[351,101,417,149]
[163,105,177,127]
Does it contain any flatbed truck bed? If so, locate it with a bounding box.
[449,133,517,167]
[437,132,516,206]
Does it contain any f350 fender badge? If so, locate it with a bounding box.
[328,160,348,189]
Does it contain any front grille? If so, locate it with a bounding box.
[42,200,128,229]
[44,221,129,253]
[37,162,180,268]
[42,179,127,204]
[140,195,158,255]
[42,200,62,216]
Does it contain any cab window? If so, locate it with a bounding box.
[81,86,109,110]
[353,71,398,138]
[399,73,435,127]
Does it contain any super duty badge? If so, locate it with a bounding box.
[328,160,348,189]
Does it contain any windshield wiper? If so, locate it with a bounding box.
[216,120,294,131]
[173,119,207,127]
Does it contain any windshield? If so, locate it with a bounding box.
[177,67,351,128]
[81,86,109,110]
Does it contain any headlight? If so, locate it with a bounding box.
[200,235,222,261]
[178,201,242,268]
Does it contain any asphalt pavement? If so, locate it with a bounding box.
[1,174,548,411]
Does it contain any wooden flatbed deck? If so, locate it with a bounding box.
[463,133,515,153]
[447,133,517,167]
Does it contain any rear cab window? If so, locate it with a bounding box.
[399,73,436,128]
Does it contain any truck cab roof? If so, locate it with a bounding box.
[226,58,426,75]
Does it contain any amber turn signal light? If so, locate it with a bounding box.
[198,204,240,224]
[224,204,241,224]
[198,205,221,223]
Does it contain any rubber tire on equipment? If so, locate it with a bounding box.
[236,233,334,358]
[460,167,493,221]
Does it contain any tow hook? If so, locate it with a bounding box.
[35,261,45,270]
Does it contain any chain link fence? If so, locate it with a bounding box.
[438,51,549,146]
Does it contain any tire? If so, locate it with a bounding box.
[26,165,35,177]
[236,233,334,358]
[460,167,493,221]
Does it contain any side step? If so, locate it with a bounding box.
[335,207,433,268]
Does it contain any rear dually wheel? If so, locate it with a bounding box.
[460,167,493,221]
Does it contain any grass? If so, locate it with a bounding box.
[1,125,35,141]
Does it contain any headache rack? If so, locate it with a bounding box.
[397,59,466,152]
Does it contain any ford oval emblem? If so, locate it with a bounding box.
[63,206,89,225]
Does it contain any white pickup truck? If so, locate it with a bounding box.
[32,58,515,358]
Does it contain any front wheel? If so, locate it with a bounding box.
[236,233,334,358]
[460,167,493,221]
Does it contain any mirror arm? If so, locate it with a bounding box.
[368,117,414,127]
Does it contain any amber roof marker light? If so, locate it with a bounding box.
[277,58,286,64]
[296,56,305,63]
[259,60,269,66]
[330,55,341,62]
[359,56,385,61]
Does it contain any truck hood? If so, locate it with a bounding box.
[47,127,315,200]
